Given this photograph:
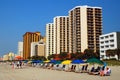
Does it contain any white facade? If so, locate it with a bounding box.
[18,42,23,57]
[100,32,120,59]
[46,23,54,57]
[54,16,69,54]
[69,5,102,53]
[31,42,38,57]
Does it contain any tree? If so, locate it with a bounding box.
[95,48,100,59]
[84,49,94,59]
[47,54,55,60]
[31,56,46,60]
[106,49,116,59]
[59,52,68,60]
[114,48,120,60]
[70,53,76,60]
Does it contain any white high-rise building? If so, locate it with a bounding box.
[18,42,23,57]
[54,16,69,54]
[46,5,102,58]
[100,32,120,60]
[69,5,102,53]
[46,23,54,57]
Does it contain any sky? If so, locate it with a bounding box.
[0,0,120,56]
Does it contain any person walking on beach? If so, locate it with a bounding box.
[12,61,15,69]
[19,60,22,68]
[17,61,20,69]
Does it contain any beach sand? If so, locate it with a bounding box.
[0,63,120,80]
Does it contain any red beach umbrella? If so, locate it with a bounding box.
[15,56,23,60]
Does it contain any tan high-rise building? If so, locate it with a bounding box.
[23,32,41,59]
[54,16,69,54]
[69,5,102,53]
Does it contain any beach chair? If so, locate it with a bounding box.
[65,65,75,72]
[58,64,66,71]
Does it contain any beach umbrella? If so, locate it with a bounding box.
[50,60,57,63]
[72,59,84,64]
[27,61,32,64]
[32,60,43,63]
[86,58,103,64]
[23,60,28,63]
[61,60,72,64]
[55,60,62,64]
[44,60,50,63]
[54,57,61,60]
[15,56,23,60]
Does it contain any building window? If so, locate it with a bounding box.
[110,39,114,42]
[101,46,104,48]
[101,50,104,53]
[110,45,114,47]
[101,41,104,44]
[105,45,109,48]
[110,34,114,37]
[105,36,109,38]
[100,37,104,39]
[105,41,109,43]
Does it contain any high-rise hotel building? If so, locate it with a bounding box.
[69,5,102,53]
[23,32,41,59]
[46,23,54,57]
[54,16,69,54]
[46,16,69,57]
[18,42,23,57]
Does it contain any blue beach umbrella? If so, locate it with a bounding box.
[72,59,84,64]
[32,60,43,63]
[50,60,57,64]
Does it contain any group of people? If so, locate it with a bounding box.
[89,65,111,76]
[12,61,22,69]
[99,66,111,76]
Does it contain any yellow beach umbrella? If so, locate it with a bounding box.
[61,60,72,64]
[44,60,50,63]
[27,61,32,64]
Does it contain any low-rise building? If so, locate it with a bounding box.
[99,32,120,60]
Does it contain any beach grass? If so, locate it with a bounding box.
[103,60,120,66]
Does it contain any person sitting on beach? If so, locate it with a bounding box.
[93,66,101,73]
[104,67,111,76]
[99,66,106,76]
